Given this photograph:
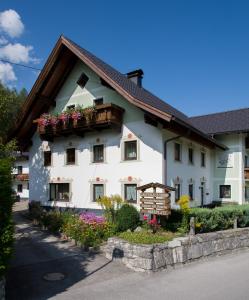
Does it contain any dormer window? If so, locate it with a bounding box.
[77,72,89,89]
[94,98,103,106]
[67,104,75,110]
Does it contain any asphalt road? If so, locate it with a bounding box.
[6,202,249,300]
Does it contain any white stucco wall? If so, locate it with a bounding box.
[164,130,213,207]
[29,60,164,209]
[213,134,245,204]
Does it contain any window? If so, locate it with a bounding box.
[44,151,51,167]
[27,182,29,190]
[175,184,181,201]
[245,155,249,168]
[17,166,23,174]
[93,145,104,163]
[67,104,75,110]
[17,184,23,193]
[50,183,70,201]
[188,148,194,164]
[77,72,89,88]
[93,184,104,202]
[188,184,194,200]
[124,184,137,203]
[201,152,206,167]
[66,148,75,165]
[245,186,249,201]
[219,185,231,199]
[124,141,137,160]
[94,98,103,106]
[174,143,181,161]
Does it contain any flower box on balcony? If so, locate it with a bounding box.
[34,103,125,141]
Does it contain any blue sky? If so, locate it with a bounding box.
[0,0,249,116]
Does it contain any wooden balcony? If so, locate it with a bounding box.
[245,168,249,180]
[13,173,29,181]
[35,103,125,142]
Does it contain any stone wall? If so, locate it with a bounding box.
[0,278,5,300]
[102,228,249,272]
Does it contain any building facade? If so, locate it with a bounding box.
[12,153,29,200]
[11,36,249,209]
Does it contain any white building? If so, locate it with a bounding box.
[11,36,249,209]
[12,153,29,200]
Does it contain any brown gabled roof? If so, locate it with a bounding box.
[190,108,249,135]
[10,35,226,150]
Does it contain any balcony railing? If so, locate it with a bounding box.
[13,173,29,181]
[35,103,125,142]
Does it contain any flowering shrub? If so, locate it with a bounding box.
[30,209,114,249]
[38,113,51,126]
[142,215,161,233]
[58,111,70,122]
[71,111,81,120]
[79,212,105,224]
[50,115,59,127]
[97,195,123,223]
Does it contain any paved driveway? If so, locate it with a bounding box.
[6,202,249,300]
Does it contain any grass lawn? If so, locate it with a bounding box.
[118,231,180,244]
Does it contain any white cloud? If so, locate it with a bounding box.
[0,42,40,64]
[0,9,24,38]
[0,61,16,84]
[0,36,8,45]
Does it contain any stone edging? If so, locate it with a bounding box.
[0,277,5,300]
[101,227,249,272]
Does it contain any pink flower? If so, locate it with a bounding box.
[143,215,148,221]
[71,111,81,120]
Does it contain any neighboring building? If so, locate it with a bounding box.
[190,109,249,204]
[10,36,248,209]
[12,152,29,200]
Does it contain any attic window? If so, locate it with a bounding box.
[94,98,103,106]
[77,73,89,88]
[67,104,75,110]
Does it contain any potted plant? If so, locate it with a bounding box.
[50,115,59,134]
[37,113,51,134]
[58,111,70,130]
[83,106,96,124]
[71,109,82,128]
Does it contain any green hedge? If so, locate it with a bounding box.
[190,205,249,233]
[0,158,14,279]
[161,205,249,234]
[116,204,140,232]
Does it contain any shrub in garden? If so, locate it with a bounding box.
[116,204,140,232]
[62,212,114,248]
[29,201,44,222]
[40,210,64,233]
[97,194,123,223]
[0,158,14,279]
[177,195,190,233]
[189,205,249,233]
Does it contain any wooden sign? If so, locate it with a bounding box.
[137,182,175,216]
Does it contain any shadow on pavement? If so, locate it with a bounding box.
[5,202,116,300]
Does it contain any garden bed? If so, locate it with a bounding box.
[102,227,249,272]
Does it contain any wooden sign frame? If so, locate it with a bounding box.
[137,182,175,216]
